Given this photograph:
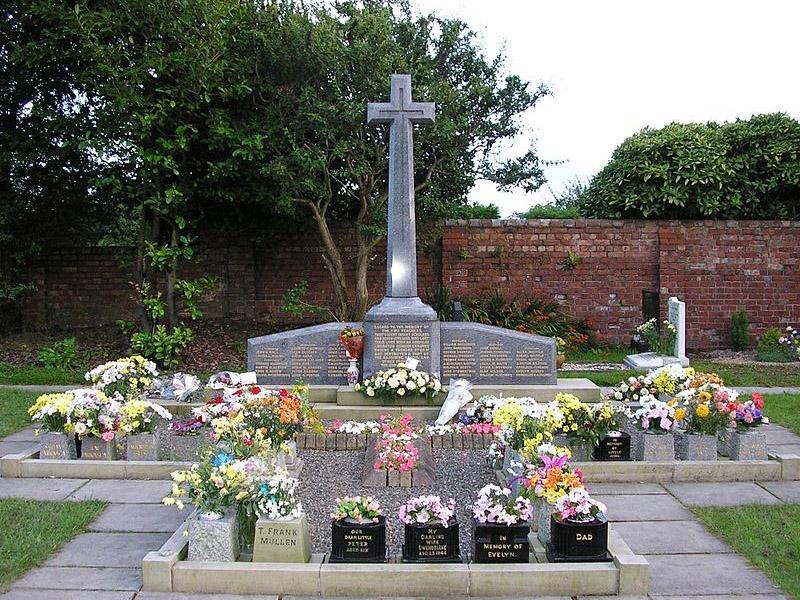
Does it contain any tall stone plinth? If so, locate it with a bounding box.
[362,297,440,377]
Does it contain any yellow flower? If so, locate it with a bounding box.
[696,404,710,418]
[674,407,686,421]
[163,496,176,506]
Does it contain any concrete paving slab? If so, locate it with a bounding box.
[588,483,667,495]
[0,427,39,442]
[0,477,87,500]
[611,520,733,554]
[665,482,782,506]
[67,479,171,503]
[652,595,789,600]
[767,443,800,455]
[765,430,800,444]
[758,480,800,502]
[594,494,693,521]
[647,554,780,595]
[11,566,142,591]
[89,503,192,533]
[0,441,39,457]
[0,590,135,600]
[45,532,169,567]
[136,594,279,600]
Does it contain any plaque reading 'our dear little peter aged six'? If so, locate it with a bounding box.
[248,323,359,385]
[330,517,387,563]
[440,323,557,385]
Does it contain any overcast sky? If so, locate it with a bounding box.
[411,0,800,216]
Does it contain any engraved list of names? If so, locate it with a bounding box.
[372,323,431,369]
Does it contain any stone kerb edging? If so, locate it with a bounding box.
[143,522,648,596]
[296,431,494,451]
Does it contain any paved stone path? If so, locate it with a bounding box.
[1,421,799,599]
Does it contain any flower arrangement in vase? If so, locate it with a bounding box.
[330,496,386,563]
[29,392,79,459]
[354,358,442,402]
[471,484,533,563]
[119,399,173,460]
[547,488,611,562]
[340,326,365,385]
[399,495,461,563]
[85,355,158,400]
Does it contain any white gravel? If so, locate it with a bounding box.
[297,449,495,556]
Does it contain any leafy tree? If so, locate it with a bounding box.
[450,203,501,219]
[582,113,800,219]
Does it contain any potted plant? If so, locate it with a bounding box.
[552,393,595,461]
[163,449,247,561]
[340,326,365,386]
[547,488,611,562]
[399,495,461,563]
[251,471,311,563]
[329,496,386,562]
[590,401,632,461]
[471,484,533,563]
[28,392,78,459]
[730,394,769,461]
[673,384,735,461]
[119,399,173,461]
[632,397,676,461]
[556,337,566,369]
[69,389,121,460]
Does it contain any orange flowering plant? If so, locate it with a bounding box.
[520,451,585,505]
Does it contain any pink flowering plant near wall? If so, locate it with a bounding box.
[471,484,533,526]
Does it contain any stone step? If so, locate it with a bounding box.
[312,404,445,421]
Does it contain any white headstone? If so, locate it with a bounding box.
[667,296,687,361]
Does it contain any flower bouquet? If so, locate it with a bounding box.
[548,488,611,562]
[729,394,769,461]
[471,484,533,563]
[330,496,386,563]
[399,495,461,563]
[355,360,442,402]
[69,388,122,460]
[339,326,365,359]
[779,326,800,359]
[633,397,676,461]
[29,392,78,459]
[85,355,158,400]
[633,318,677,356]
[119,398,173,460]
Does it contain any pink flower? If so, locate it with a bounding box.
[102,431,115,442]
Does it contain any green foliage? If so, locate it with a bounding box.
[559,249,583,271]
[0,282,35,303]
[425,284,453,321]
[582,113,800,219]
[280,281,338,322]
[123,323,193,369]
[756,327,795,362]
[0,363,83,386]
[36,338,81,371]
[459,293,595,349]
[450,203,501,219]
[730,310,750,350]
[515,204,581,219]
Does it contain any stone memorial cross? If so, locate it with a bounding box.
[367,74,435,298]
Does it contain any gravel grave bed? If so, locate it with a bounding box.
[297,448,495,557]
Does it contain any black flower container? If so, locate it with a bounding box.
[402,519,462,563]
[593,432,631,461]
[329,516,387,563]
[546,513,612,562]
[472,521,530,563]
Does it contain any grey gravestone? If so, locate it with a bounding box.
[440,323,556,385]
[188,510,239,562]
[667,296,688,365]
[362,75,439,376]
[248,322,358,385]
[252,515,312,563]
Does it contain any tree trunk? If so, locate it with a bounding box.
[353,232,373,319]
[309,206,351,320]
[165,225,178,330]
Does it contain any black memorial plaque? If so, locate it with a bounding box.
[593,432,631,461]
[402,520,462,563]
[330,517,387,563]
[472,521,530,563]
[546,514,612,562]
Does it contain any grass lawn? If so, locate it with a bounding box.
[0,498,107,592]
[763,393,800,436]
[694,504,800,600]
[0,363,83,386]
[562,361,800,388]
[0,390,39,438]
[567,346,630,363]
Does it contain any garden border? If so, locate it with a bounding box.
[142,520,648,596]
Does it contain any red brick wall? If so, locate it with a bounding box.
[21,220,800,350]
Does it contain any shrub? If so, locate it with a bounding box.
[36,338,81,371]
[730,310,750,350]
[581,113,800,219]
[452,203,501,220]
[755,328,794,362]
[459,293,595,349]
[514,204,581,219]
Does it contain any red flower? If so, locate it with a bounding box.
[279,388,288,398]
[250,386,261,395]
[752,392,764,409]
[233,389,244,397]
[213,395,223,404]
[243,438,253,447]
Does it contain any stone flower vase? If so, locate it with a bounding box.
[253,513,312,563]
[188,508,240,562]
[168,429,213,462]
[126,432,160,461]
[730,428,768,461]
[717,428,733,457]
[547,513,611,562]
[330,516,387,563]
[675,431,718,461]
[553,434,591,462]
[80,437,118,460]
[402,518,461,563]
[39,431,78,460]
[277,440,298,471]
[634,430,675,461]
[536,498,557,545]
[473,520,530,563]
